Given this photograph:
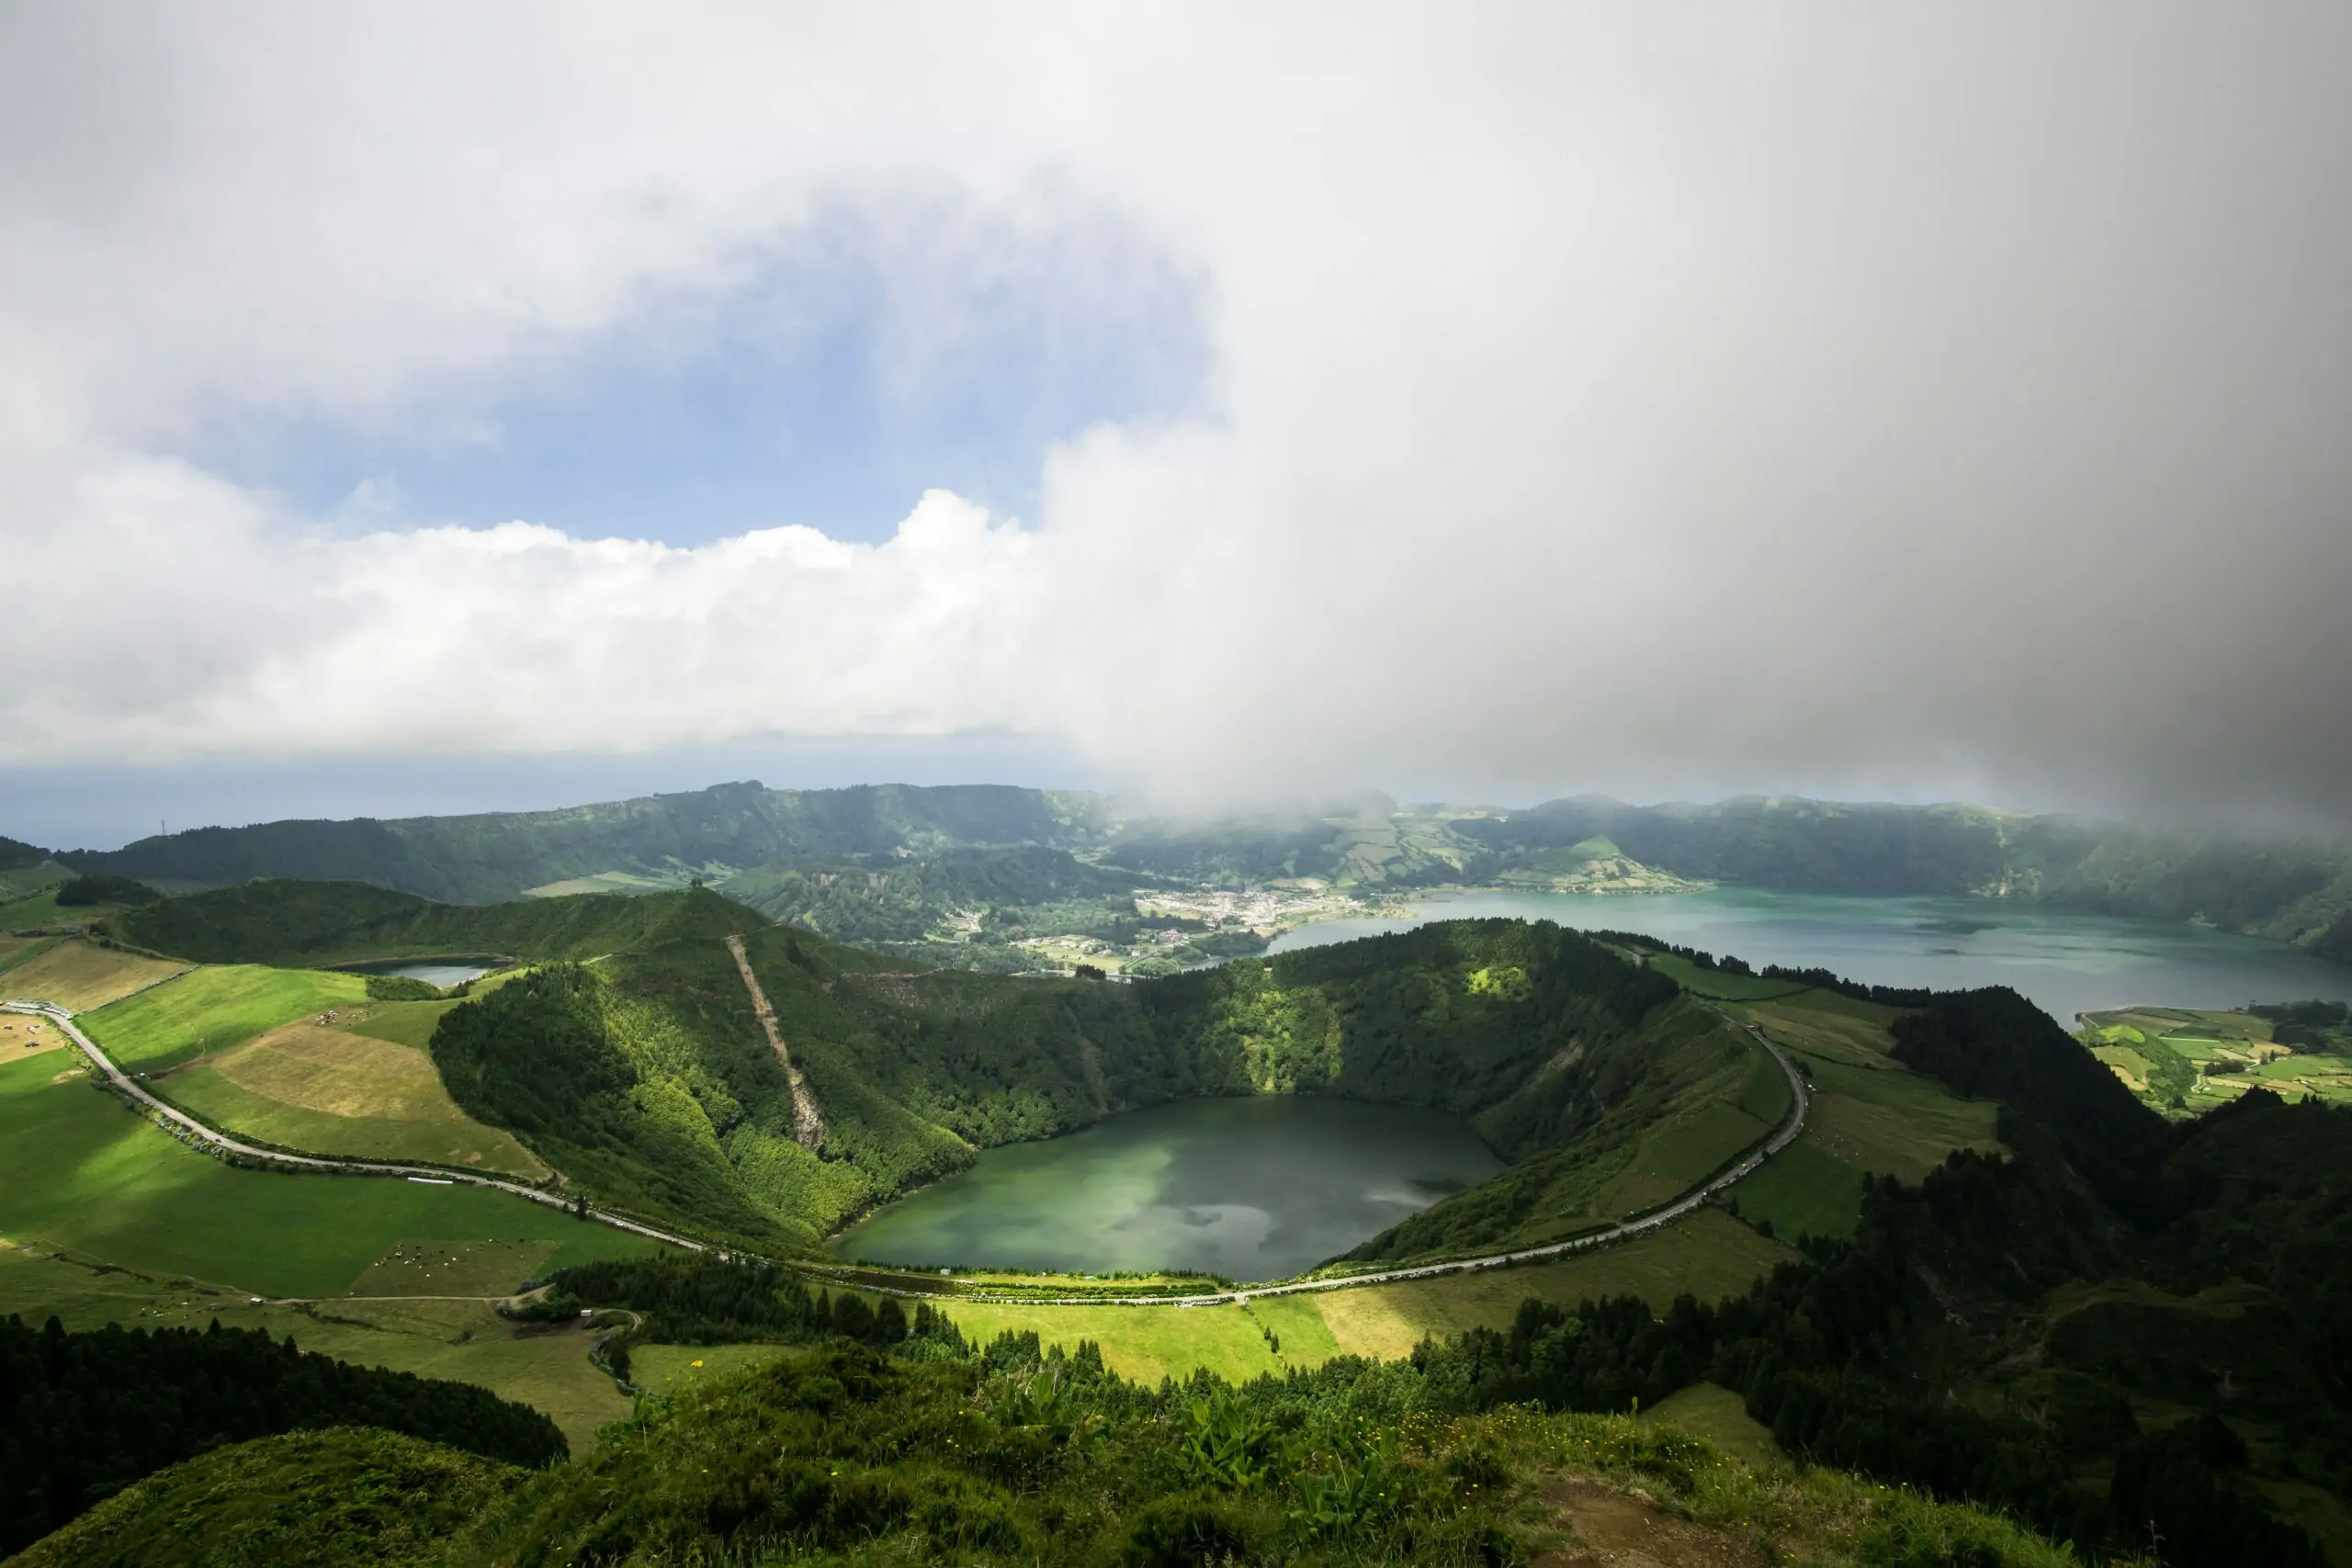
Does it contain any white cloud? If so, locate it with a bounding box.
[6,4,2351,822]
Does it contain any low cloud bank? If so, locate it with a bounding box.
[6,6,2350,825]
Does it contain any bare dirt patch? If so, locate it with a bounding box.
[1,1016,66,1059]
[1539,1476,1759,1568]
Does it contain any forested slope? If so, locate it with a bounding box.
[0,1314,564,1557]
[98,881,752,966]
[33,783,2352,963]
[1440,986,2352,1565]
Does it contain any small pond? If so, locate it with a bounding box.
[830,1094,1503,1281]
[340,957,503,988]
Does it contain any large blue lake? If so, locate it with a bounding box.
[1269,887,2352,1024]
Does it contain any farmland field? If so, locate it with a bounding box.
[0,1048,651,1300]
[154,1021,548,1178]
[1724,987,1999,1240]
[0,940,189,1012]
[1305,1209,1792,1359]
[2079,1006,2352,1116]
[76,963,367,1073]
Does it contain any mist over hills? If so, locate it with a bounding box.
[17,783,2351,966]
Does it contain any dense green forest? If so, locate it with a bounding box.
[30,782,2352,964]
[0,1314,566,1556]
[52,874,158,908]
[422,906,1744,1260]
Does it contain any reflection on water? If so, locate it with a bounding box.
[342,959,497,988]
[1270,887,2352,1023]
[831,1095,1502,1281]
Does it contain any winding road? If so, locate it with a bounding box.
[3,999,711,1261]
[6,993,1807,1310]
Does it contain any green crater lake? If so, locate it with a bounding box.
[830,1095,1503,1281]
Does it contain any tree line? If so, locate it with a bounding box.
[0,1314,565,1557]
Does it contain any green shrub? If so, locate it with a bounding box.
[363,974,442,1001]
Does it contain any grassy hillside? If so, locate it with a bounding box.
[97,881,754,967]
[0,942,187,1012]
[6,1428,526,1568]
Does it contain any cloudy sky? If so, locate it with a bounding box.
[6,4,2350,847]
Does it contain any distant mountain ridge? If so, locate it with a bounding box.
[23,782,2352,964]
[51,782,1113,904]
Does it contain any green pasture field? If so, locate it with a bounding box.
[1719,990,1998,1240]
[1724,1142,1867,1244]
[77,963,367,1073]
[0,886,127,931]
[932,1298,1295,1385]
[1307,1210,1792,1360]
[2080,1007,2352,1116]
[1640,1382,1781,1467]
[1591,1088,1781,1217]
[0,932,59,979]
[0,1049,652,1300]
[899,1211,1792,1385]
[1732,992,1903,1066]
[0,1241,632,1452]
[0,940,190,1012]
[1645,954,1807,1002]
[155,1025,548,1179]
[340,996,465,1050]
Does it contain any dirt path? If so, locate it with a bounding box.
[722,934,827,1149]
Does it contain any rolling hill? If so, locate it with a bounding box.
[25,784,2352,965]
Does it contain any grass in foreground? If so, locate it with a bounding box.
[7,1427,526,1568]
[451,1345,2075,1567]
[3,1346,2079,1568]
